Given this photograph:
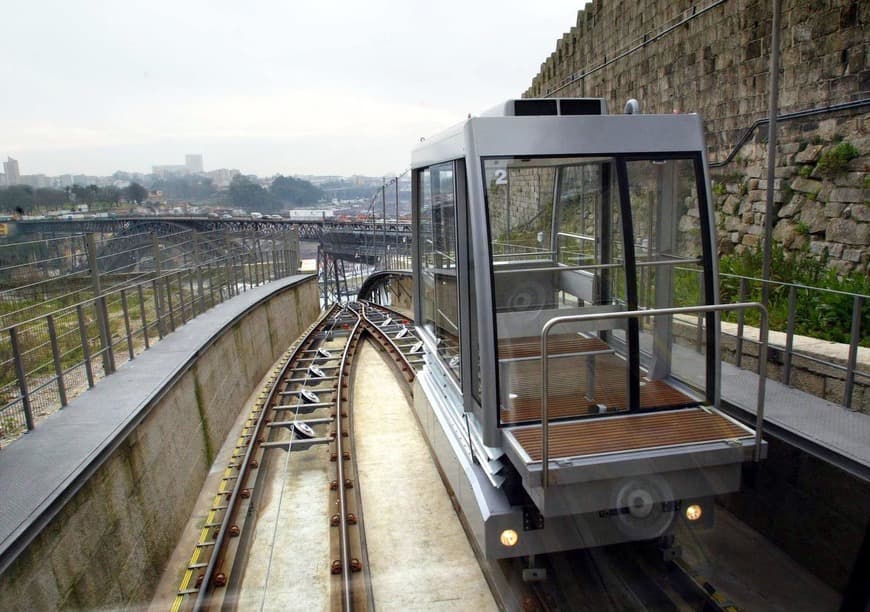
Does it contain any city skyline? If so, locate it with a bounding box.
[0,151,413,192]
[0,1,579,178]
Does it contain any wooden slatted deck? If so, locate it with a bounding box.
[498,335,697,424]
[509,408,752,461]
[498,334,609,360]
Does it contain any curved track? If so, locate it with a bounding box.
[170,302,425,611]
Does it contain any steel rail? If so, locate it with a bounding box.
[186,304,342,610]
[358,301,420,382]
[334,308,363,610]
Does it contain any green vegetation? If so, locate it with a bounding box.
[712,181,727,196]
[798,165,812,178]
[125,182,148,204]
[0,182,148,213]
[718,244,869,346]
[227,174,324,211]
[673,243,869,346]
[270,175,323,207]
[816,141,859,177]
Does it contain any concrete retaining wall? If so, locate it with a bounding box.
[0,276,319,610]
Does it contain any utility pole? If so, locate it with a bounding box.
[762,0,782,310]
[381,177,387,269]
[395,176,400,267]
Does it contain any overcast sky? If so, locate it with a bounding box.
[0,1,580,178]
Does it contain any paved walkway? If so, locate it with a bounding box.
[670,340,870,480]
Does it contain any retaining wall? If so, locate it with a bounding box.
[0,276,319,609]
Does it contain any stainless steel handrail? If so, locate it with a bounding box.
[539,302,769,488]
[556,231,596,242]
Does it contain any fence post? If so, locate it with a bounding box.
[76,304,95,388]
[255,238,263,285]
[152,233,166,337]
[250,241,259,287]
[273,245,280,279]
[10,327,35,431]
[193,232,206,313]
[120,289,135,360]
[46,314,68,407]
[255,238,264,285]
[86,233,114,375]
[223,257,231,301]
[844,295,863,410]
[272,245,278,280]
[207,263,216,306]
[165,275,176,331]
[736,277,747,368]
[240,253,248,291]
[223,232,234,299]
[187,270,197,317]
[177,271,187,324]
[138,283,151,348]
[283,233,292,274]
[783,285,797,386]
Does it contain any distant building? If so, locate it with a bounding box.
[152,164,189,178]
[205,168,240,188]
[185,154,204,174]
[20,174,51,188]
[3,157,20,186]
[72,174,103,186]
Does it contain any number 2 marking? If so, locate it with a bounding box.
[494,169,507,185]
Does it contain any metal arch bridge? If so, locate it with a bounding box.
[14,216,412,243]
[13,216,414,265]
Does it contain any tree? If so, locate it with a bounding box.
[0,186,35,213]
[33,188,67,208]
[150,175,217,202]
[229,175,276,211]
[125,182,148,204]
[98,186,122,205]
[270,175,324,207]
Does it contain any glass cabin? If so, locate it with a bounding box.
[412,100,724,450]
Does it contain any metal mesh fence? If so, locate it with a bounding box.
[0,229,299,446]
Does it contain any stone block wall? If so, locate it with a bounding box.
[712,113,868,274]
[524,0,868,272]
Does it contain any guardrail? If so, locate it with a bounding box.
[667,268,868,411]
[540,302,770,487]
[0,237,298,446]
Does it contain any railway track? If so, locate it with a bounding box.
[170,302,425,611]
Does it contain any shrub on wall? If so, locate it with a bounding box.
[816,142,859,177]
